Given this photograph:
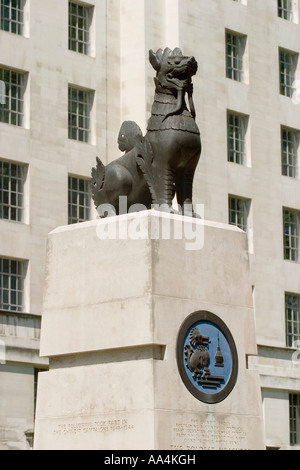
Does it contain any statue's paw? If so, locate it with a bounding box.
[97,203,117,218]
[153,203,179,215]
[181,203,201,219]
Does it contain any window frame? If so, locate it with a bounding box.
[227,111,249,165]
[0,160,27,222]
[0,67,27,127]
[68,85,94,143]
[286,293,300,348]
[0,257,27,313]
[283,208,300,262]
[278,0,294,21]
[228,195,251,233]
[290,393,300,446]
[68,175,91,224]
[279,49,299,98]
[226,31,247,83]
[281,126,299,179]
[0,0,25,35]
[68,1,94,56]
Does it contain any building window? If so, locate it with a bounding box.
[0,0,24,35]
[0,258,26,312]
[283,208,300,261]
[226,31,246,82]
[0,67,26,126]
[69,1,93,55]
[290,394,300,446]
[68,86,93,143]
[68,176,91,224]
[0,80,5,104]
[282,127,299,178]
[286,293,300,348]
[229,196,250,232]
[227,112,248,165]
[280,49,298,98]
[278,0,294,21]
[0,160,26,222]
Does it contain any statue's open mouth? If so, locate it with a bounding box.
[166,57,198,91]
[162,57,198,121]
[166,72,189,89]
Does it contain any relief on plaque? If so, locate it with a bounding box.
[177,311,238,404]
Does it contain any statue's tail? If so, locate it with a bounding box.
[91,157,105,205]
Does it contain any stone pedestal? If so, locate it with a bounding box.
[34,211,265,450]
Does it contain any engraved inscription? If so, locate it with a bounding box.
[53,418,134,436]
[171,419,247,450]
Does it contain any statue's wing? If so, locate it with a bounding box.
[91,157,105,194]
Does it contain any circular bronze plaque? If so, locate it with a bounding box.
[176,311,238,404]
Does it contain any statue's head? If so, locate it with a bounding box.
[118,121,143,153]
[149,47,198,93]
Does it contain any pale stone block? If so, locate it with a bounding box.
[34,212,265,450]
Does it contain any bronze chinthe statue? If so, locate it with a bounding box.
[91,47,201,217]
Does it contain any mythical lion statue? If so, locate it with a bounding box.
[91,47,201,217]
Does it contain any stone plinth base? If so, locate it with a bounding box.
[34,211,265,450]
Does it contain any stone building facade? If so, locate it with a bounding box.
[0,0,299,450]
